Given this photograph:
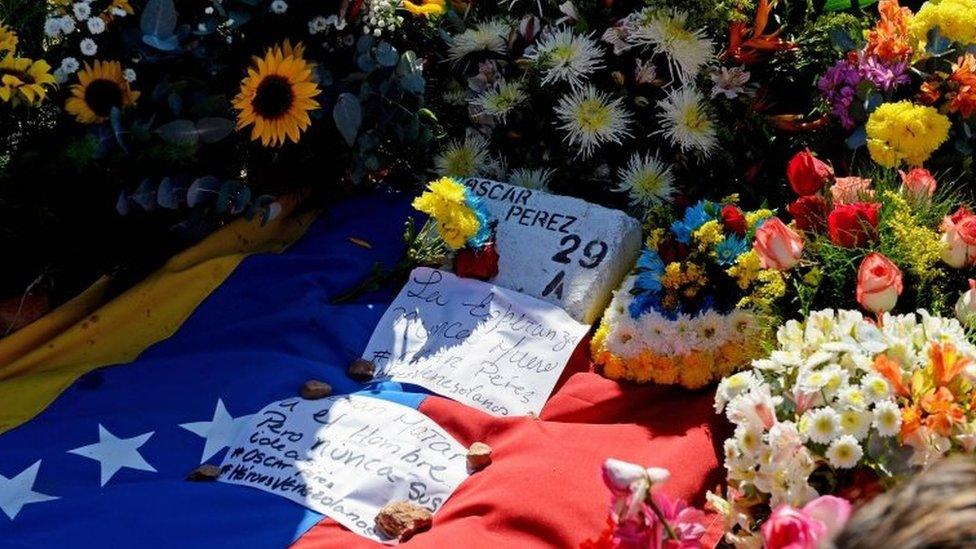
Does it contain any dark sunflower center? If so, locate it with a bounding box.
[252,75,294,119]
[84,78,124,117]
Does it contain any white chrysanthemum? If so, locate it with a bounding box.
[86,16,105,34]
[839,409,871,440]
[73,2,92,20]
[508,167,554,190]
[655,87,718,154]
[60,57,80,74]
[715,371,759,413]
[524,28,604,89]
[434,135,490,178]
[735,425,763,457]
[554,85,632,159]
[625,9,713,79]
[123,68,136,83]
[45,17,64,37]
[804,407,840,444]
[861,374,891,402]
[694,310,731,351]
[837,386,868,411]
[308,16,330,34]
[447,19,510,61]
[606,316,643,359]
[873,401,902,437]
[80,38,98,56]
[614,152,675,208]
[270,0,288,14]
[60,15,77,34]
[826,435,863,469]
[470,80,526,123]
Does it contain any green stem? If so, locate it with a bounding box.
[645,494,679,542]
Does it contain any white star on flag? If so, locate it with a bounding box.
[68,424,157,486]
[0,460,59,520]
[179,399,255,463]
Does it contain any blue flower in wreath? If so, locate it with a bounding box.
[464,192,492,248]
[714,234,749,266]
[671,201,713,244]
[629,291,661,318]
[633,249,665,293]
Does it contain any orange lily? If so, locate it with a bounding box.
[921,387,966,437]
[722,0,796,65]
[873,354,911,398]
[930,342,971,387]
[900,404,921,440]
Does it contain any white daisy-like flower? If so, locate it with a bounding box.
[73,2,92,21]
[508,167,554,190]
[123,68,137,83]
[270,0,288,14]
[554,85,632,159]
[628,9,713,79]
[308,16,329,34]
[447,19,510,61]
[469,80,527,124]
[837,386,868,410]
[524,28,604,89]
[826,435,863,469]
[873,401,902,437]
[861,374,891,402]
[434,135,490,178]
[715,371,759,413]
[80,38,98,56]
[60,57,80,74]
[804,407,840,444]
[655,86,718,154]
[614,151,675,208]
[735,425,763,458]
[86,16,106,34]
[606,316,643,359]
[839,409,872,440]
[45,18,64,37]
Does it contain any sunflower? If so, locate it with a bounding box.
[0,54,56,106]
[64,60,139,123]
[0,20,17,53]
[233,41,321,147]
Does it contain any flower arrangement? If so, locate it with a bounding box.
[769,149,974,320]
[711,308,976,544]
[821,0,976,173]
[584,460,708,549]
[591,200,780,389]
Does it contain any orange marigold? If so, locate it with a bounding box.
[865,0,914,62]
[948,53,976,118]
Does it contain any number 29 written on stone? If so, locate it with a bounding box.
[543,235,608,299]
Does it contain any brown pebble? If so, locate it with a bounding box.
[186,464,222,481]
[374,501,433,541]
[347,358,376,382]
[466,442,492,471]
[300,379,333,400]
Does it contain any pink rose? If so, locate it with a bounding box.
[856,252,904,314]
[762,496,851,549]
[941,207,976,268]
[829,177,874,205]
[754,218,804,271]
[899,167,937,197]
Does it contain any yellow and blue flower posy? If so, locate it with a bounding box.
[412,177,490,250]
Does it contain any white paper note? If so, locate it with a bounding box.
[219,395,469,541]
[362,267,590,416]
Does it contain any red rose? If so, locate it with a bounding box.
[787,195,829,233]
[787,149,834,196]
[454,242,499,281]
[828,202,881,248]
[951,205,974,224]
[721,204,748,235]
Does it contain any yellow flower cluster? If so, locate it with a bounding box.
[910,0,976,46]
[403,0,446,16]
[693,220,724,252]
[645,228,665,250]
[866,101,951,167]
[411,177,481,249]
[727,249,763,289]
[737,270,786,311]
[883,191,942,282]
[746,209,774,229]
[592,322,764,390]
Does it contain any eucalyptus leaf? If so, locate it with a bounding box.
[157,177,183,209]
[116,191,130,215]
[375,42,399,67]
[156,119,199,145]
[845,126,867,149]
[141,0,177,38]
[196,117,234,143]
[133,179,157,211]
[333,93,362,147]
[187,176,220,207]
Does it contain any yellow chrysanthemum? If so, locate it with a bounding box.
[727,249,763,290]
[0,54,56,107]
[65,60,139,123]
[679,352,715,389]
[866,101,950,167]
[233,41,321,147]
[403,0,446,16]
[412,177,481,249]
[910,0,976,47]
[0,20,18,53]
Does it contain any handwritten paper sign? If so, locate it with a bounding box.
[362,267,589,416]
[463,178,642,324]
[219,395,469,542]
